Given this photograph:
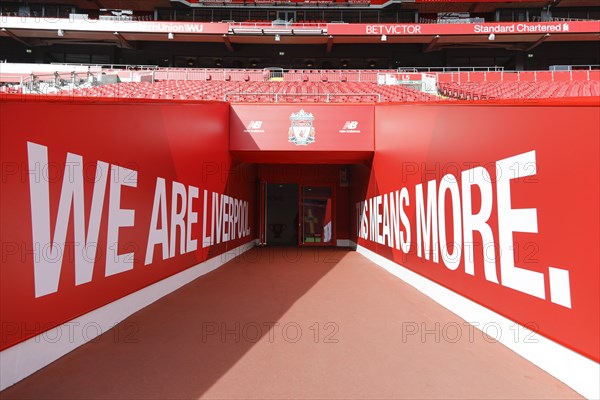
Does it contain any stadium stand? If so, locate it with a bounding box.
[48,80,437,103]
[438,80,600,100]
[436,69,600,99]
[2,66,598,103]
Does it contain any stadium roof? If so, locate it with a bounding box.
[1,17,598,50]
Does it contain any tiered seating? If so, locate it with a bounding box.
[438,80,600,100]
[63,80,438,102]
[436,70,599,100]
[6,66,598,103]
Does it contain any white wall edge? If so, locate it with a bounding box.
[354,243,600,400]
[0,239,258,391]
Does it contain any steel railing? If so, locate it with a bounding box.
[224,91,382,102]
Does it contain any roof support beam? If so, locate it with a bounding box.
[326,35,334,53]
[113,32,135,50]
[1,28,32,47]
[424,35,440,52]
[223,35,234,52]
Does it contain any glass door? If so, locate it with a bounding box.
[300,186,333,246]
[276,11,296,23]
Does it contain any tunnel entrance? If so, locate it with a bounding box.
[261,181,336,246]
[256,164,352,247]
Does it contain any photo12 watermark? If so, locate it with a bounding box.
[400,321,539,344]
[1,321,140,345]
[200,321,340,344]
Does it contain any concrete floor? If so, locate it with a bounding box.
[1,247,583,399]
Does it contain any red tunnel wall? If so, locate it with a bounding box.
[1,97,598,366]
[0,99,257,350]
[351,99,600,362]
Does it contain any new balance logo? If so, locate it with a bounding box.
[247,121,263,130]
[340,121,360,133]
[244,120,265,133]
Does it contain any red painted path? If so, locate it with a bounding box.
[0,247,581,399]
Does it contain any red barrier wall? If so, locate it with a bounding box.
[352,101,600,362]
[0,99,256,350]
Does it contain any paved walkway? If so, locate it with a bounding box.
[1,247,582,399]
